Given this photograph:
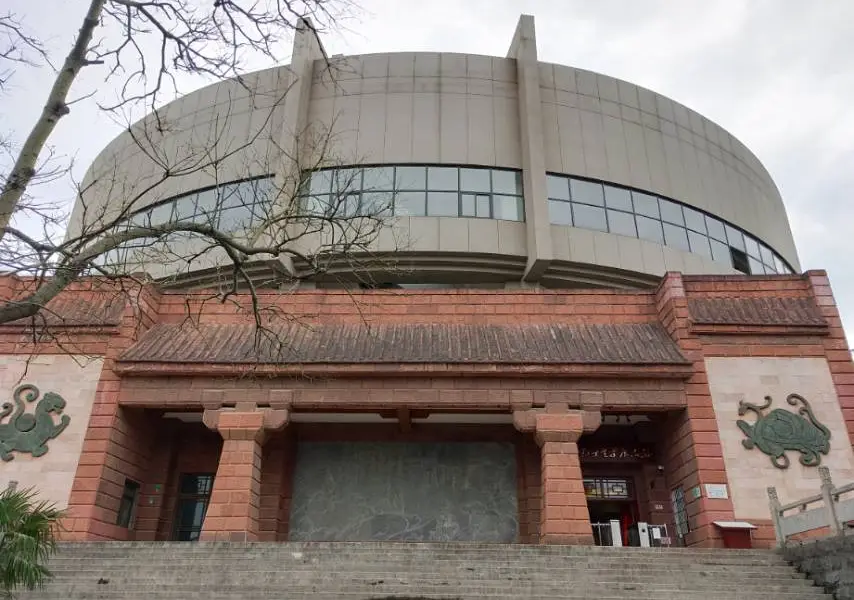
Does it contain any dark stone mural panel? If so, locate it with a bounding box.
[288,442,518,542]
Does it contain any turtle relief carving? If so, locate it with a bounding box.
[0,384,70,461]
[736,393,830,469]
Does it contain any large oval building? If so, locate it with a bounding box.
[11,15,854,562]
[71,14,798,289]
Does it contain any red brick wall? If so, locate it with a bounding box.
[656,273,735,547]
[118,376,688,413]
[807,272,854,446]
[153,288,659,326]
[3,271,853,546]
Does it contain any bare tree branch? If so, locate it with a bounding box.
[0,0,105,232]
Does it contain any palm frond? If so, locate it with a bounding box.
[0,486,64,596]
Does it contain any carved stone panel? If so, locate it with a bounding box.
[736,393,830,469]
[0,384,70,461]
[288,442,518,542]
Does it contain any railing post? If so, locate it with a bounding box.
[768,486,785,547]
[609,520,622,547]
[819,466,842,536]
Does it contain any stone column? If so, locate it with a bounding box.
[535,412,593,545]
[506,14,552,282]
[200,408,288,542]
[514,400,601,545]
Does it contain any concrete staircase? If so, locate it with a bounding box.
[18,542,828,599]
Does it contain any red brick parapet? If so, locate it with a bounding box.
[199,408,289,541]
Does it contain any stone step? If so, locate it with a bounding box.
[45,562,802,580]
[14,543,828,600]
[43,558,794,571]
[48,544,781,558]
[40,580,819,594]
[45,549,791,563]
[17,589,830,600]
[51,542,783,556]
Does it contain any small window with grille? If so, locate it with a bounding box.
[116,479,140,529]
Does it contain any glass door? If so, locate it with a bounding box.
[173,473,214,541]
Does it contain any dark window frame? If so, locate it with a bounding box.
[172,473,215,542]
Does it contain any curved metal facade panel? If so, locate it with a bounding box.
[70,15,801,287]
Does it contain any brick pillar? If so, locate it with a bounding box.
[655,272,735,547]
[200,409,288,542]
[535,412,593,545]
[514,403,601,546]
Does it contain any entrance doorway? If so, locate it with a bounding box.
[584,476,640,546]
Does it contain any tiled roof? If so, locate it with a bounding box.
[687,297,826,327]
[118,322,689,365]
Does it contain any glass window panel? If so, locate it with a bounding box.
[151,202,172,225]
[683,207,706,233]
[710,238,730,263]
[744,235,760,259]
[219,184,247,210]
[632,192,659,218]
[491,169,522,195]
[173,196,195,222]
[663,223,690,252]
[252,177,274,204]
[395,166,426,190]
[774,255,787,274]
[607,209,636,237]
[636,215,664,243]
[333,168,361,195]
[759,244,774,266]
[764,261,778,274]
[341,192,361,217]
[234,178,266,208]
[180,475,213,495]
[302,195,330,216]
[659,199,685,225]
[362,167,395,191]
[705,216,727,242]
[570,179,605,206]
[459,168,491,192]
[461,193,476,217]
[128,208,152,228]
[195,189,218,215]
[688,230,712,258]
[427,167,458,191]
[748,256,765,274]
[604,186,633,211]
[393,191,426,216]
[725,224,745,251]
[250,199,268,226]
[493,195,524,221]
[476,194,491,218]
[546,175,570,200]
[309,170,333,195]
[572,202,607,232]
[361,191,393,216]
[218,205,254,231]
[427,191,459,216]
[731,248,750,274]
[549,199,572,226]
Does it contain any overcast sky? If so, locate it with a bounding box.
[2,0,853,337]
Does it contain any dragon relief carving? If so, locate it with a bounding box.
[737,393,830,469]
[0,384,70,461]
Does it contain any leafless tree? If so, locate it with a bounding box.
[0,0,405,344]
